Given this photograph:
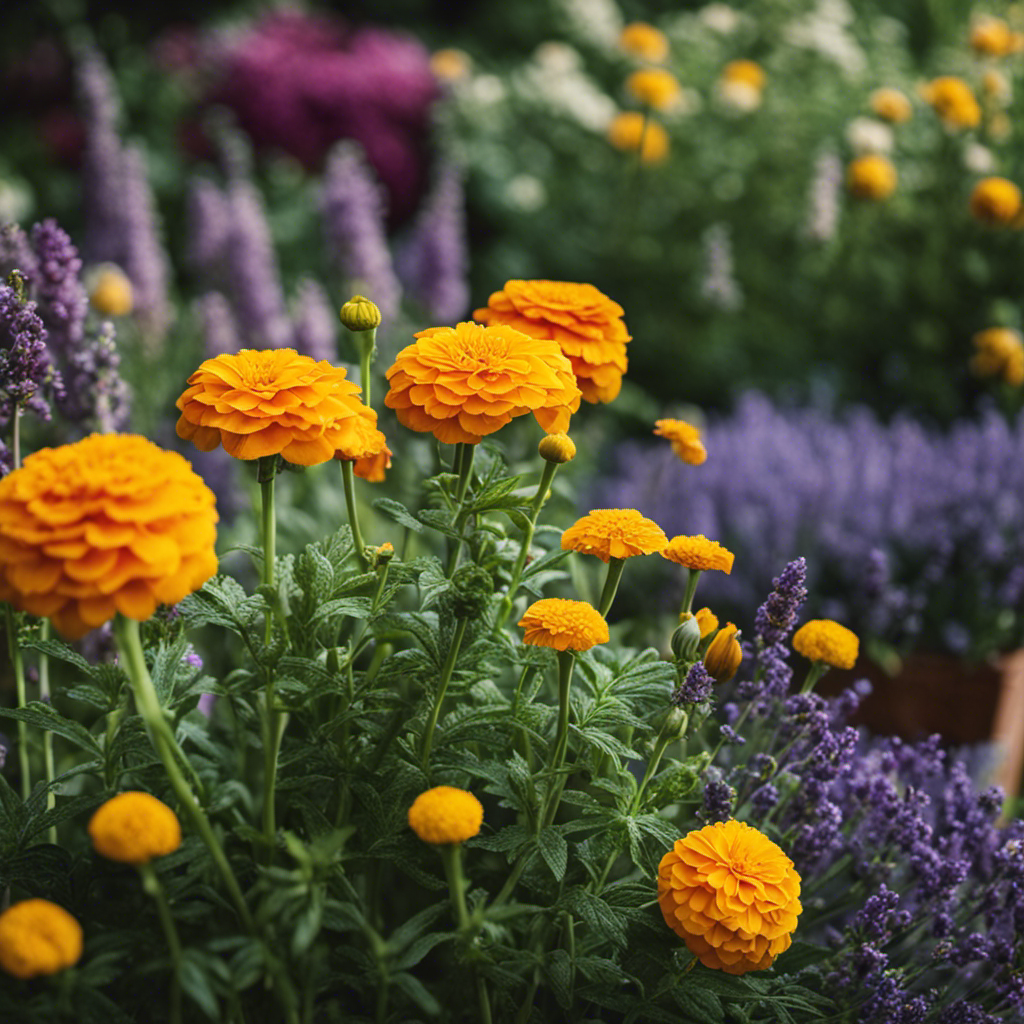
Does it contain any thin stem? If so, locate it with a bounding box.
[541,651,576,830]
[340,461,369,570]
[454,443,475,505]
[441,845,493,1024]
[139,862,182,1024]
[5,608,30,800]
[39,620,56,843]
[597,558,626,618]
[260,464,276,643]
[11,404,21,469]
[801,661,828,693]
[445,444,477,575]
[630,720,681,816]
[420,616,469,772]
[680,569,702,617]
[259,463,282,861]
[357,327,377,407]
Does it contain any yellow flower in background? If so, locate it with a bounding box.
[694,606,719,638]
[923,76,981,129]
[661,535,735,574]
[408,786,483,844]
[561,509,668,563]
[971,328,1024,385]
[657,820,802,974]
[793,619,859,670]
[847,155,898,200]
[474,280,632,404]
[0,899,83,979]
[704,622,743,682]
[519,598,610,651]
[969,176,1022,225]
[869,87,913,124]
[619,21,670,63]
[654,418,707,465]
[0,434,218,639]
[722,60,766,92]
[89,791,182,865]
[384,321,581,445]
[430,48,472,83]
[625,68,682,111]
[606,111,670,165]
[89,265,134,316]
[971,15,1014,56]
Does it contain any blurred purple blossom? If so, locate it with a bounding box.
[291,277,337,362]
[60,319,130,434]
[699,223,742,312]
[0,282,62,420]
[0,223,38,283]
[185,177,230,273]
[29,218,88,356]
[195,291,241,358]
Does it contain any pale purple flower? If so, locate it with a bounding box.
[291,277,337,362]
[29,219,88,356]
[186,177,230,273]
[195,291,241,358]
[699,223,743,312]
[803,148,843,243]
[0,223,38,284]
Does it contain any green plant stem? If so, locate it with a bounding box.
[340,461,369,570]
[113,615,254,931]
[496,460,558,629]
[5,608,30,800]
[356,327,377,407]
[446,444,477,575]
[801,661,828,693]
[11,403,21,469]
[139,862,182,1024]
[259,464,283,861]
[680,569,702,617]
[541,651,576,830]
[597,557,626,618]
[39,620,56,843]
[454,443,475,504]
[441,845,492,1024]
[420,616,469,772]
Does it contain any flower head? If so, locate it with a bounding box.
[971,16,1013,56]
[870,87,912,124]
[353,443,393,482]
[704,622,742,682]
[0,434,218,639]
[177,348,382,466]
[619,22,669,63]
[384,321,580,444]
[519,598,609,651]
[89,266,134,316]
[625,69,681,111]
[408,785,483,844]
[657,820,802,974]
[923,77,981,129]
[561,509,667,563]
[538,432,576,464]
[661,535,735,574]
[722,60,766,91]
[606,112,670,165]
[847,155,897,200]
[792,619,859,669]
[694,606,719,638]
[971,327,1024,385]
[654,419,707,465]
[89,791,181,864]
[0,899,83,979]
[969,177,1022,225]
[430,48,472,82]
[473,279,632,404]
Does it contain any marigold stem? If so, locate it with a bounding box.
[420,616,469,772]
[259,462,283,862]
[541,650,576,830]
[454,442,475,505]
[356,327,377,407]
[5,607,30,800]
[139,861,182,1024]
[340,461,369,570]
[441,844,493,1024]
[801,661,828,694]
[680,568,702,617]
[39,620,56,842]
[597,557,626,618]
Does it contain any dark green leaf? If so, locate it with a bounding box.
[372,497,423,532]
[537,827,568,881]
[0,702,101,754]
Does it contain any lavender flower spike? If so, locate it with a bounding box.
[29,219,88,357]
[196,291,241,358]
[0,282,63,422]
[185,177,230,274]
[291,277,337,363]
[59,319,130,434]
[0,223,38,286]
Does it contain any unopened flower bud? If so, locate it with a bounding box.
[671,614,702,661]
[371,541,395,569]
[339,294,382,332]
[704,622,743,683]
[538,433,576,464]
[693,606,719,638]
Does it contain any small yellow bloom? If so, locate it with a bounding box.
[339,294,382,332]
[89,791,182,864]
[969,177,1022,225]
[89,266,134,316]
[625,69,682,111]
[792,619,859,670]
[847,155,897,201]
[519,598,609,652]
[430,48,472,83]
[654,418,706,465]
[0,899,83,979]
[971,328,1024,385]
[408,786,483,844]
[561,509,668,563]
[694,606,719,638]
[607,112,670,164]
[619,22,670,63]
[869,87,913,124]
[704,622,742,683]
[660,535,735,574]
[971,16,1014,56]
[538,432,577,464]
[923,76,981,129]
[722,60,766,92]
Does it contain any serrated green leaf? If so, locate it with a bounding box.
[537,827,568,880]
[0,702,101,754]
[545,947,574,1009]
[393,931,454,971]
[180,952,221,1019]
[392,971,441,1015]
[372,497,423,532]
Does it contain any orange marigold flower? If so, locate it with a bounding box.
[561,509,668,563]
[89,791,181,865]
[704,622,742,682]
[969,177,1022,225]
[626,69,682,111]
[519,598,610,651]
[658,820,802,974]
[654,418,707,465]
[0,899,83,979]
[793,619,859,670]
[694,606,719,638]
[923,76,981,129]
[971,16,1013,56]
[384,321,581,445]
[0,434,218,639]
[619,22,670,63]
[474,280,632,404]
[176,348,381,466]
[606,112,670,165]
[722,60,766,91]
[353,442,393,482]
[847,155,898,201]
[869,87,913,124]
[408,786,483,844]
[971,327,1024,385]
[661,535,735,574]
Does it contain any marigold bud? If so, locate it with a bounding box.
[339,294,382,332]
[0,899,83,979]
[538,432,576,464]
[89,266,134,316]
[373,541,395,568]
[671,614,702,661]
[704,622,742,683]
[450,564,493,620]
[694,606,719,638]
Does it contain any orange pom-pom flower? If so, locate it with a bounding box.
[519,598,609,652]
[561,509,668,563]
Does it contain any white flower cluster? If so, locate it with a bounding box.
[783,0,867,77]
[556,0,624,54]
[802,149,843,243]
[512,43,617,133]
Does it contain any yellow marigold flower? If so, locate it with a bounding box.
[722,60,766,92]
[89,266,133,316]
[0,899,83,979]
[518,597,609,651]
[352,442,393,483]
[971,16,1014,56]
[869,87,912,124]
[969,177,1022,225]
[923,76,981,129]
[384,321,581,445]
[606,112,671,165]
[430,48,472,83]
[654,418,707,465]
[561,509,668,563]
[177,349,382,466]
[661,535,735,574]
[619,21,670,63]
[474,280,632,405]
[625,69,682,111]
[694,606,719,638]
[847,155,898,201]
[538,432,576,464]
[658,820,802,975]
[792,619,859,670]
[0,434,218,640]
[971,328,1024,385]
[408,786,483,844]
[88,791,181,864]
[704,622,742,683]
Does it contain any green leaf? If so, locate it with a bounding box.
[311,597,374,623]
[672,987,724,1022]
[392,971,441,1015]
[0,702,101,754]
[179,951,221,1020]
[537,827,568,880]
[418,508,460,538]
[292,887,325,957]
[372,497,423,532]
[545,947,574,1009]
[564,888,628,947]
[392,931,454,971]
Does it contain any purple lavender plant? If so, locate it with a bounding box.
[0,281,63,431]
[291,277,337,362]
[185,177,230,273]
[28,219,88,356]
[195,291,241,358]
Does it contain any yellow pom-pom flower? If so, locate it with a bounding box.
[89,266,134,316]
[658,820,802,975]
[538,433,577,464]
[869,87,912,124]
[625,69,682,111]
[88,791,182,865]
[704,622,743,683]
[969,177,1022,226]
[0,899,83,979]
[606,112,671,165]
[654,418,707,465]
[661,535,735,574]
[408,786,483,844]
[971,16,1014,57]
[792,619,859,670]
[561,509,668,563]
[722,60,766,92]
[923,76,981,129]
[619,22,670,63]
[518,598,610,652]
[847,155,898,200]
[971,328,1024,385]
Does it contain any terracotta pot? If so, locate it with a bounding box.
[821,650,1024,799]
